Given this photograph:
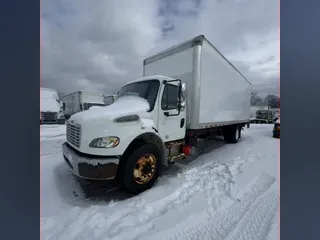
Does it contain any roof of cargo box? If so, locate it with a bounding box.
[143,35,251,85]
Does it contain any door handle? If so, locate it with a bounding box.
[180,118,185,128]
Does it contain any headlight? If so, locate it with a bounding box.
[89,136,120,148]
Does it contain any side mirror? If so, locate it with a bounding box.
[180,100,186,111]
[179,83,186,111]
[63,102,66,110]
[180,83,186,101]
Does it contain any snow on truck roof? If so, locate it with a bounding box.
[40,87,58,93]
[40,87,59,99]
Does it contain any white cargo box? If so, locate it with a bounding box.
[143,35,251,130]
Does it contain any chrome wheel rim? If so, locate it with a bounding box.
[133,154,157,184]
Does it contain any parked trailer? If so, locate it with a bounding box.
[63,91,106,119]
[40,87,65,124]
[62,35,251,194]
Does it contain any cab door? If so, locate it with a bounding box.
[157,81,186,142]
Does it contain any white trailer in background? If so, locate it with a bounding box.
[62,35,251,194]
[40,87,65,124]
[63,91,106,119]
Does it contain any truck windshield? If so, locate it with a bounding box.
[117,80,160,111]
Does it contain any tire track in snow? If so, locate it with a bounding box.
[149,173,276,240]
[42,131,271,240]
[265,209,279,240]
[104,163,236,239]
[42,162,237,240]
[225,190,279,240]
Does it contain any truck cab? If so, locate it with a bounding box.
[116,76,187,142]
[40,87,66,124]
[62,76,186,194]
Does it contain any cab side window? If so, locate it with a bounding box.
[161,84,178,110]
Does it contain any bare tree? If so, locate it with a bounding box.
[251,92,264,106]
[264,94,280,108]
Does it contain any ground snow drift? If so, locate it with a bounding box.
[152,173,278,240]
[40,124,279,240]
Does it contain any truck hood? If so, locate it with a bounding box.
[41,98,60,112]
[70,96,151,122]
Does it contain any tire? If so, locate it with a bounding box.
[224,125,240,144]
[273,132,280,138]
[123,144,162,194]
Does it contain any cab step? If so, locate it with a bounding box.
[168,153,186,164]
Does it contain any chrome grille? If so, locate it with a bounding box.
[66,122,81,148]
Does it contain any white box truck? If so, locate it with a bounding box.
[62,35,251,194]
[40,87,66,124]
[63,91,106,119]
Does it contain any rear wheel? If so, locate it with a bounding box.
[123,144,162,194]
[224,125,240,143]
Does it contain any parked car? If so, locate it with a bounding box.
[273,117,280,138]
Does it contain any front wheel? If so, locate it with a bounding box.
[123,144,162,194]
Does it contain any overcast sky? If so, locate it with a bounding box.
[41,0,279,96]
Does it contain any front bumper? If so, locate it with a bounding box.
[62,142,120,180]
[41,118,65,124]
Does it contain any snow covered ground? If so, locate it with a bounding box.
[40,124,279,240]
